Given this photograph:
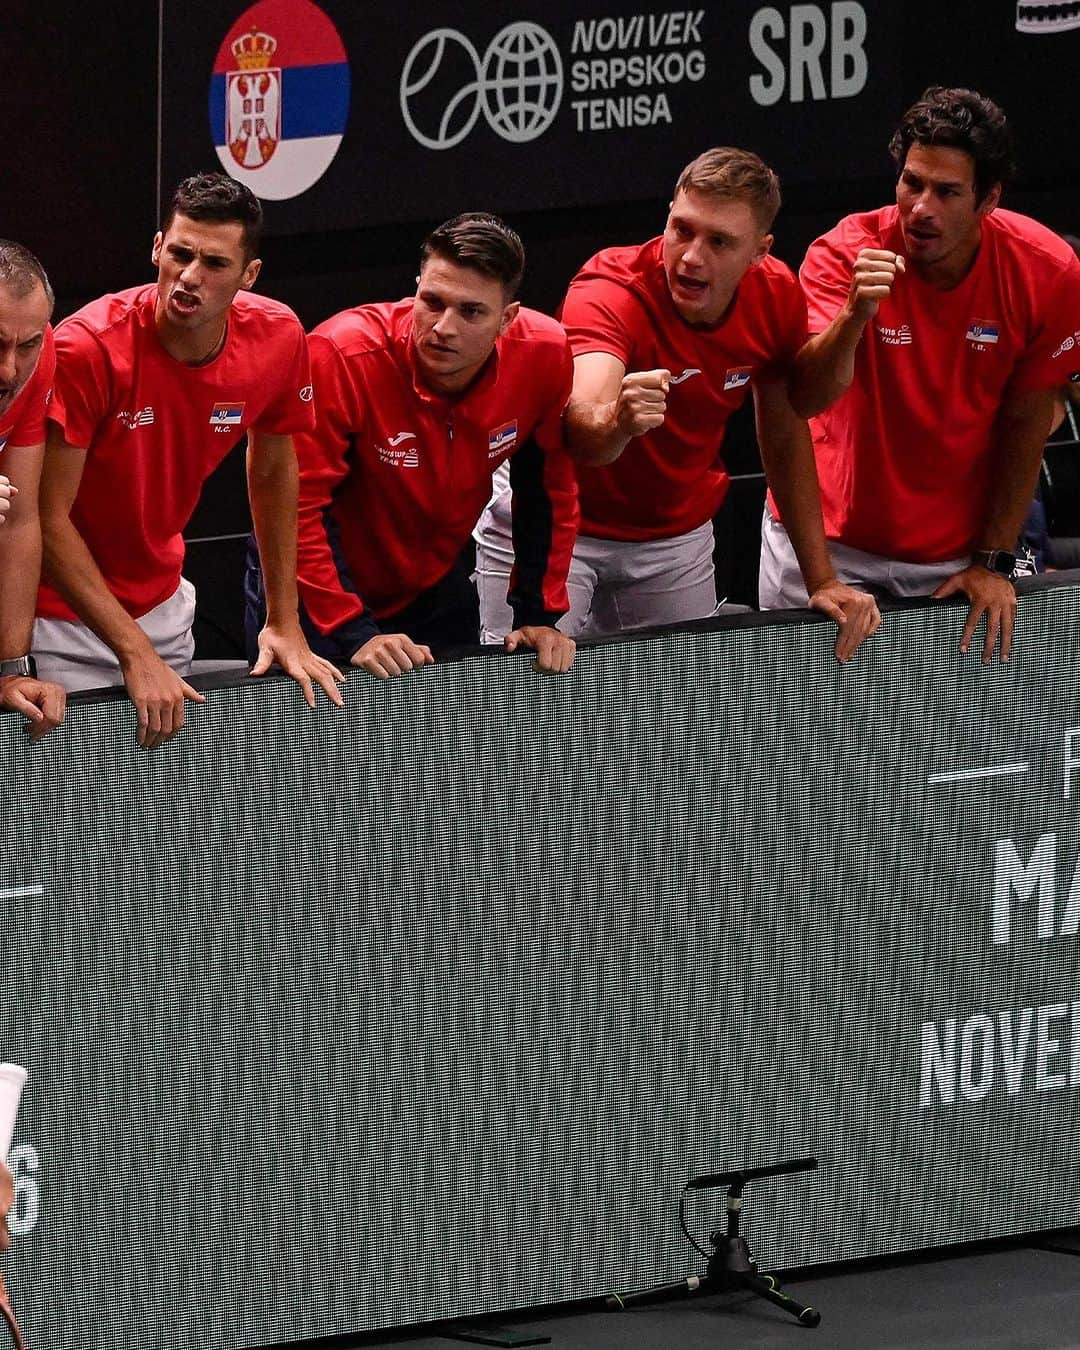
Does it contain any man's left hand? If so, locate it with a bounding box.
[932,565,1017,663]
[504,626,576,674]
[0,676,66,740]
[251,622,346,707]
[808,580,882,662]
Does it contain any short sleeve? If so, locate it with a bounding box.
[559,277,643,366]
[758,271,809,382]
[252,321,316,435]
[800,230,857,336]
[50,320,113,449]
[1010,256,1080,395]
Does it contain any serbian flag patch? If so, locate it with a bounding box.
[966,320,999,344]
[488,420,518,455]
[209,402,246,426]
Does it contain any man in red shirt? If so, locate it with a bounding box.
[37,174,343,748]
[475,148,878,659]
[761,87,1080,662]
[248,212,578,677]
[0,242,66,740]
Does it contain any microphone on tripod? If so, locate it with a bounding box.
[605,1154,823,1329]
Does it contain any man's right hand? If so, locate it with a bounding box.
[351,633,434,679]
[0,476,16,523]
[0,676,66,740]
[119,645,205,750]
[615,369,670,438]
[847,249,905,321]
[0,1162,12,1250]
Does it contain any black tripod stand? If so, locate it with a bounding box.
[607,1156,822,1328]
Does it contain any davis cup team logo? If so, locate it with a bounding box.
[209,0,350,200]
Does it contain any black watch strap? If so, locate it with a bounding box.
[0,656,36,678]
[972,549,1016,577]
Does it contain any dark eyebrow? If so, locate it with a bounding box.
[903,168,966,191]
[167,243,232,266]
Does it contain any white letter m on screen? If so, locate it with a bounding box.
[993,834,1056,945]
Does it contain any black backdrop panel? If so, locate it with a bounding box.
[0,2,157,296]
[4,590,1080,1348]
[2,3,1076,304]
[162,0,905,233]
[917,8,1080,189]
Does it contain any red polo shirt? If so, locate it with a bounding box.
[40,285,313,620]
[793,206,1080,561]
[560,237,807,540]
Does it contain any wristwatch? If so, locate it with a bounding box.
[972,549,1016,577]
[0,655,36,678]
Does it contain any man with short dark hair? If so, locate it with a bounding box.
[475,147,879,660]
[0,241,66,739]
[249,212,578,677]
[37,172,343,748]
[761,87,1080,662]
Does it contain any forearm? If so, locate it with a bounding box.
[789,308,868,418]
[976,396,1056,551]
[41,515,152,660]
[563,398,631,466]
[249,451,301,627]
[0,518,42,657]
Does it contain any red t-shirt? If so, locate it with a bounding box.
[0,325,55,454]
[40,286,313,620]
[560,237,808,540]
[296,300,577,647]
[796,206,1080,561]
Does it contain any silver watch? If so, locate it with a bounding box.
[0,656,37,678]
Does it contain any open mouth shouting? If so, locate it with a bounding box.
[671,271,710,301]
[168,288,202,318]
[904,224,941,251]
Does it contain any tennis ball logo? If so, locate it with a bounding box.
[400,22,564,150]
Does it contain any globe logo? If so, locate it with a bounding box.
[400,21,564,150]
[481,23,563,143]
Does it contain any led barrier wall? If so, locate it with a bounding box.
[3,585,1080,1350]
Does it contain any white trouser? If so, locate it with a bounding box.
[32,578,197,692]
[474,483,728,642]
[757,508,970,608]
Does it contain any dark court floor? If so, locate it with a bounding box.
[336,1239,1080,1350]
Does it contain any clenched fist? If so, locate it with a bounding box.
[847,249,906,321]
[615,368,670,438]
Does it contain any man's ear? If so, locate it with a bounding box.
[240,257,263,291]
[753,233,774,266]
[978,183,1002,217]
[499,300,521,336]
[151,232,163,267]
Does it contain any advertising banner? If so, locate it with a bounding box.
[162,0,905,232]
[3,588,1080,1348]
